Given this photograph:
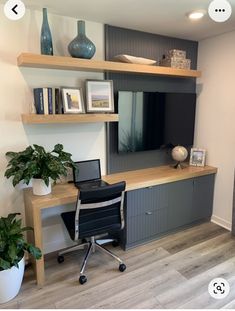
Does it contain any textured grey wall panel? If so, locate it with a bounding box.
[105,25,198,173]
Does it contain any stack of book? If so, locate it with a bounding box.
[33,88,63,114]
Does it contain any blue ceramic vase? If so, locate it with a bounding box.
[68,20,96,59]
[40,8,53,55]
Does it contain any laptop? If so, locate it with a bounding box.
[73,159,109,189]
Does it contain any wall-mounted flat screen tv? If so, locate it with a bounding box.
[118,91,196,153]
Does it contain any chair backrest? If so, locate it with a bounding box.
[74,181,126,240]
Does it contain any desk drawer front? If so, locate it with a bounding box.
[126,184,168,217]
[126,208,168,244]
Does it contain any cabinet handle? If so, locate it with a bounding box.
[145,211,153,215]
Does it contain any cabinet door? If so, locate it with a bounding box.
[126,208,168,245]
[167,179,193,230]
[192,174,215,221]
[125,184,168,245]
[126,185,168,217]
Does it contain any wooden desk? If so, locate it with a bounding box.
[24,165,217,286]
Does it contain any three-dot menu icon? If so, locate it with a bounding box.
[208,0,232,22]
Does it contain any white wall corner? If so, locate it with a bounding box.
[211,215,232,231]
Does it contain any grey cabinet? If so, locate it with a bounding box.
[191,174,215,221]
[125,185,168,248]
[167,179,193,230]
[122,173,215,250]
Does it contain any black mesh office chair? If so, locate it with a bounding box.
[57,181,126,284]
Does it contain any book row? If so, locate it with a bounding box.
[33,81,114,115]
[33,88,63,114]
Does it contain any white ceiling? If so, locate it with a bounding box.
[23,0,235,40]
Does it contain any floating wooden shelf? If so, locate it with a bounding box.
[21,113,119,124]
[17,53,201,78]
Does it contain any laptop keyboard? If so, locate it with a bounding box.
[75,180,108,189]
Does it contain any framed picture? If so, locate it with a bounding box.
[190,148,206,167]
[61,87,85,114]
[86,80,114,113]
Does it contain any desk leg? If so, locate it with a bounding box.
[33,207,45,287]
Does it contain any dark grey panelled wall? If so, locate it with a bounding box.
[105,25,198,173]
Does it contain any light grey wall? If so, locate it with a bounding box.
[232,170,235,235]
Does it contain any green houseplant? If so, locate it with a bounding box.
[0,213,41,303]
[5,144,75,195]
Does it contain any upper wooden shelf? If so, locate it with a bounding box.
[17,53,201,78]
[21,113,119,124]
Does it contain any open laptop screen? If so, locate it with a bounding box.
[73,159,101,183]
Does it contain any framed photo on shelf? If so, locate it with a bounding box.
[61,87,85,114]
[189,148,206,167]
[86,80,114,113]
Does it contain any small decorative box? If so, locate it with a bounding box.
[160,57,191,70]
[167,49,186,59]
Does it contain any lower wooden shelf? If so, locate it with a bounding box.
[21,113,119,124]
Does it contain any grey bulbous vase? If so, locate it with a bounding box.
[40,8,53,55]
[68,20,96,59]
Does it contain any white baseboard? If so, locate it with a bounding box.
[211,215,232,231]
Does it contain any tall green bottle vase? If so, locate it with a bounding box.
[40,8,53,55]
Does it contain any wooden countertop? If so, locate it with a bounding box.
[24,165,217,210]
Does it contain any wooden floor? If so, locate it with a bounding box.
[2,221,235,309]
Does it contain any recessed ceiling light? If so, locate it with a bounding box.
[188,11,205,20]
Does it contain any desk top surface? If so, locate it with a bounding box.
[24,165,217,209]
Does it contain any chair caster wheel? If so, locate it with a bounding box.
[79,275,87,285]
[119,263,126,272]
[112,240,119,247]
[57,255,64,264]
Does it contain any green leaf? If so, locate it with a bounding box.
[8,244,17,261]
[33,144,46,155]
[21,146,34,156]
[26,244,42,260]
[52,144,63,153]
[0,258,11,270]
[4,167,17,178]
[7,213,21,222]
[21,226,33,232]
[0,241,6,252]
[5,151,17,158]
[44,177,50,187]
[12,170,24,186]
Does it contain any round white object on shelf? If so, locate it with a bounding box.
[172,146,188,169]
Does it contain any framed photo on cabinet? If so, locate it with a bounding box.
[86,80,114,113]
[61,87,85,114]
[189,148,206,167]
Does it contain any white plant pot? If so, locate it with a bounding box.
[32,178,51,196]
[0,256,25,304]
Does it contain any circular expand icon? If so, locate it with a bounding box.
[208,0,232,22]
[4,0,25,21]
[208,278,230,299]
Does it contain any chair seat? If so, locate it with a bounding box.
[61,209,121,240]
